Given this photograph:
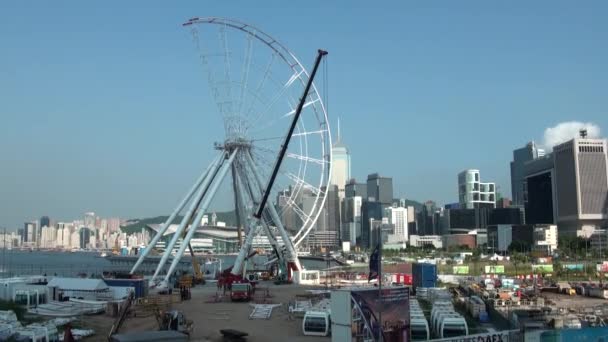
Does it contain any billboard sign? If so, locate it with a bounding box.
[485,265,505,274]
[532,264,554,273]
[597,262,608,272]
[563,263,584,271]
[536,257,552,264]
[351,287,410,342]
[453,266,469,274]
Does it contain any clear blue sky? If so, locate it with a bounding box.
[1,1,607,229]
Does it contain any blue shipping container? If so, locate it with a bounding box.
[412,263,437,289]
[479,312,489,323]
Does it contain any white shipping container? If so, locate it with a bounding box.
[588,287,608,299]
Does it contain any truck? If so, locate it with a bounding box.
[230,282,253,302]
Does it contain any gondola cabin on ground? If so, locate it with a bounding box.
[302,311,331,337]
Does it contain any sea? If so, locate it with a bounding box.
[0,250,334,278]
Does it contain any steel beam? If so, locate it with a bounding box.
[162,149,238,284]
[150,154,225,284]
[131,153,222,275]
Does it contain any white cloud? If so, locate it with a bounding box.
[542,121,601,150]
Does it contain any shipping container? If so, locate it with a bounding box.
[412,263,437,290]
[389,273,412,285]
[587,287,608,299]
[479,311,489,323]
[104,278,149,299]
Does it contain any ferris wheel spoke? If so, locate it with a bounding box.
[250,149,295,183]
[293,129,327,137]
[282,98,320,118]
[286,153,328,165]
[237,30,255,116]
[249,150,304,199]
[284,172,324,196]
[243,53,276,119]
[286,198,312,225]
[191,27,229,120]
[250,127,325,145]
[247,68,303,130]
[219,23,235,116]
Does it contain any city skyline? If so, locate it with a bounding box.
[1,1,607,228]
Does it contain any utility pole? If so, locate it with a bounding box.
[377,226,384,342]
[2,228,6,279]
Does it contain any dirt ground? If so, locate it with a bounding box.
[83,281,331,342]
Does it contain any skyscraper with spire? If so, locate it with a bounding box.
[331,118,351,199]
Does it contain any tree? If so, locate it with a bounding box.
[508,240,529,254]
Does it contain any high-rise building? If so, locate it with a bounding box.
[84,212,96,229]
[276,187,300,234]
[553,137,608,235]
[342,179,367,246]
[361,201,384,249]
[301,188,327,233]
[325,184,341,236]
[523,153,556,224]
[23,221,37,243]
[367,173,393,205]
[107,218,121,233]
[342,196,363,245]
[511,141,545,206]
[458,169,496,209]
[39,216,50,229]
[40,225,57,248]
[330,120,351,200]
[387,206,408,242]
[417,201,437,235]
[79,228,92,249]
[523,134,608,237]
[345,179,367,199]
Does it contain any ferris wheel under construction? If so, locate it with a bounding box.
[130,17,331,288]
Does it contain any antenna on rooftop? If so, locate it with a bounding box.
[580,129,588,138]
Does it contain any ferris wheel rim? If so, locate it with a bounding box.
[184,16,333,248]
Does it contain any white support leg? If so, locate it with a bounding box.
[150,154,225,285]
[162,149,239,284]
[131,153,222,274]
[231,219,260,276]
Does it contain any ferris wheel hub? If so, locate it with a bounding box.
[214,139,253,152]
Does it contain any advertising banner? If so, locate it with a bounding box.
[453,266,469,274]
[351,287,410,342]
[430,329,519,342]
[532,264,554,273]
[597,262,608,272]
[484,265,505,274]
[563,263,584,271]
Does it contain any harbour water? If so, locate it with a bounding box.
[0,250,336,277]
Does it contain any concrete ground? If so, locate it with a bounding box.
[542,292,608,311]
[83,281,331,342]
